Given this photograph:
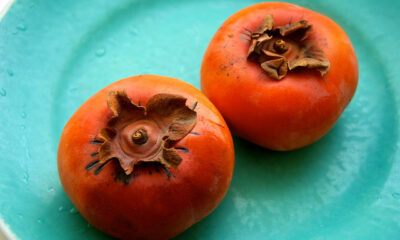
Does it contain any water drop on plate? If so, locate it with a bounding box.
[70,207,78,214]
[95,48,106,57]
[7,69,14,76]
[129,27,138,35]
[392,192,400,199]
[16,24,27,31]
[0,88,6,97]
[47,186,55,194]
[23,172,29,183]
[58,206,64,212]
[21,112,27,119]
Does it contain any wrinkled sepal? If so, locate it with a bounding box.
[107,91,146,128]
[95,91,196,177]
[146,94,197,141]
[288,44,330,76]
[247,14,330,80]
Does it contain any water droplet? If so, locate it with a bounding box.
[68,86,78,92]
[20,125,25,130]
[21,112,27,119]
[37,219,43,224]
[16,24,27,31]
[47,187,55,194]
[58,206,64,212]
[0,88,6,97]
[107,37,116,45]
[25,147,31,160]
[12,30,18,35]
[392,192,400,199]
[7,69,14,76]
[95,48,106,57]
[70,207,78,214]
[129,27,138,35]
[23,172,29,183]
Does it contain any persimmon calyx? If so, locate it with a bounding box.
[97,91,197,175]
[247,14,330,80]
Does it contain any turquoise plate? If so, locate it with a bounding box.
[1,0,399,239]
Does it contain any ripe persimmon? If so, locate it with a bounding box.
[57,75,234,239]
[201,2,358,150]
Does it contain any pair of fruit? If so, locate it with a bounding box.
[58,2,358,240]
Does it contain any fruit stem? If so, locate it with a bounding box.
[132,129,148,145]
[273,39,288,53]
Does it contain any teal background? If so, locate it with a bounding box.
[1,0,400,239]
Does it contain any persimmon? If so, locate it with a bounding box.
[201,2,358,150]
[57,75,234,239]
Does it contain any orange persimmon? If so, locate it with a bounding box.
[201,2,358,150]
[58,75,234,239]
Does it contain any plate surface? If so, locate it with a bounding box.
[1,0,400,239]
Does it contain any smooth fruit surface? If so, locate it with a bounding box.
[201,2,358,150]
[57,75,234,240]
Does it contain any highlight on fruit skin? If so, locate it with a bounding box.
[57,75,234,239]
[201,2,358,150]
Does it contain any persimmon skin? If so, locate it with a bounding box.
[201,2,358,150]
[57,75,234,240]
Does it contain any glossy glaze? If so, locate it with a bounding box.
[1,0,399,239]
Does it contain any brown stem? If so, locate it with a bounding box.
[132,129,148,145]
[273,39,288,54]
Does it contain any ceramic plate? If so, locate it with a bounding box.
[0,0,399,239]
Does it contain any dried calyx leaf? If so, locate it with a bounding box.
[95,91,197,176]
[247,14,330,80]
